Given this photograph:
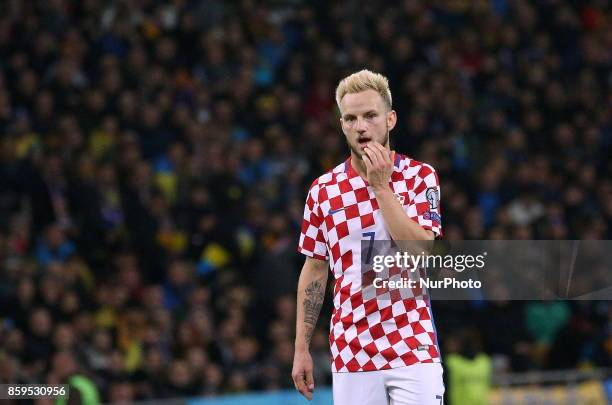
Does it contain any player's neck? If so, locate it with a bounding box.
[350,152,368,179]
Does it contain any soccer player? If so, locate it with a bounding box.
[292,70,444,404]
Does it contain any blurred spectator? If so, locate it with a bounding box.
[445,329,492,405]
[51,351,101,405]
[36,224,75,266]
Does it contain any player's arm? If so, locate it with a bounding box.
[373,184,435,241]
[363,142,435,241]
[292,256,328,401]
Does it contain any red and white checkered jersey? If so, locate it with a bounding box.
[298,153,443,372]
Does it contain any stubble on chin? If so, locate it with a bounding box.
[349,143,364,159]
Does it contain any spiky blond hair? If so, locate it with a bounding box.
[335,69,392,111]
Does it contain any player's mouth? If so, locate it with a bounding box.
[357,137,371,148]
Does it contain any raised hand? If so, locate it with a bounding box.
[362,142,395,190]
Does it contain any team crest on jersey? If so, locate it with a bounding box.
[394,193,405,205]
[426,187,439,210]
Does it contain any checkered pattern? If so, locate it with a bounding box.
[298,154,443,372]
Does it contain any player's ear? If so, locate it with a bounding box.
[387,110,397,131]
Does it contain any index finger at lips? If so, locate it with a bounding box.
[367,142,385,162]
[373,142,391,163]
[363,147,377,167]
[365,145,382,166]
[363,152,373,169]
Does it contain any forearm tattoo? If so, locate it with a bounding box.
[303,280,325,345]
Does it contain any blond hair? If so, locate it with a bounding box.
[335,69,392,111]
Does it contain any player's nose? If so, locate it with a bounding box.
[355,117,367,131]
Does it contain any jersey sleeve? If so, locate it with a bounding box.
[409,164,443,237]
[298,181,328,260]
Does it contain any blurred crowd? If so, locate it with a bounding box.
[0,0,611,402]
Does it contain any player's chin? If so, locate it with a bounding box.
[355,143,368,154]
[349,144,365,158]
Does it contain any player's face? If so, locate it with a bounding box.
[340,89,397,158]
